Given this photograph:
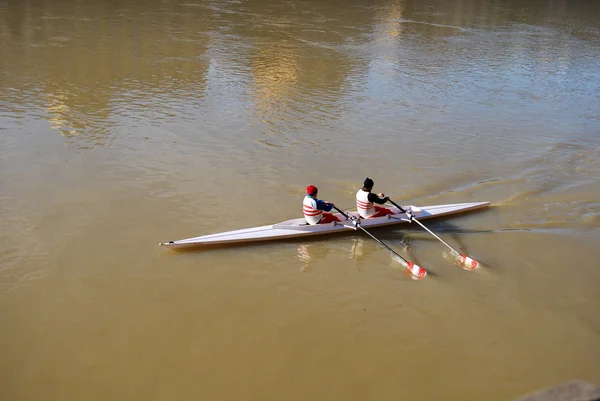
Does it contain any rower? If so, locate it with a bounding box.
[355,178,396,218]
[303,185,342,225]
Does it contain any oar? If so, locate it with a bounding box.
[387,199,480,270]
[332,205,427,280]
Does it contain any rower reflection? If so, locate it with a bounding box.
[297,238,382,272]
[349,238,384,271]
[297,243,331,272]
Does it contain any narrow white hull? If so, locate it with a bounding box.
[159,202,489,250]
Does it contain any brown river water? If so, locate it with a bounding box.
[1,0,599,400]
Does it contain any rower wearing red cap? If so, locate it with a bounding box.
[356,177,396,218]
[303,185,342,225]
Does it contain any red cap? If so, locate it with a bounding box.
[306,185,318,196]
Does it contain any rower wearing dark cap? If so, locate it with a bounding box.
[303,185,342,225]
[355,178,396,218]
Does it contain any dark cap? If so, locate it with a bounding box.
[363,177,374,189]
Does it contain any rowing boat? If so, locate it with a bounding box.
[159,201,489,250]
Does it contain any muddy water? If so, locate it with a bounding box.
[1,0,599,400]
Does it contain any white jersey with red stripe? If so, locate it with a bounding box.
[356,189,376,218]
[303,195,323,225]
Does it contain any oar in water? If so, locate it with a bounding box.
[387,199,480,270]
[331,205,427,280]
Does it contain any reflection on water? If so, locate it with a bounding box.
[251,44,299,143]
[1,0,212,148]
[1,0,598,153]
[297,244,317,272]
[298,236,410,272]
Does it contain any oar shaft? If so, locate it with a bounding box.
[332,205,426,279]
[387,199,480,270]
[389,200,407,214]
[356,225,404,260]
[388,199,460,255]
[332,205,399,256]
[411,218,459,255]
[332,205,352,221]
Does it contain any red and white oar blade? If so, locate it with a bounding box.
[392,255,427,280]
[458,253,480,270]
[407,261,428,280]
